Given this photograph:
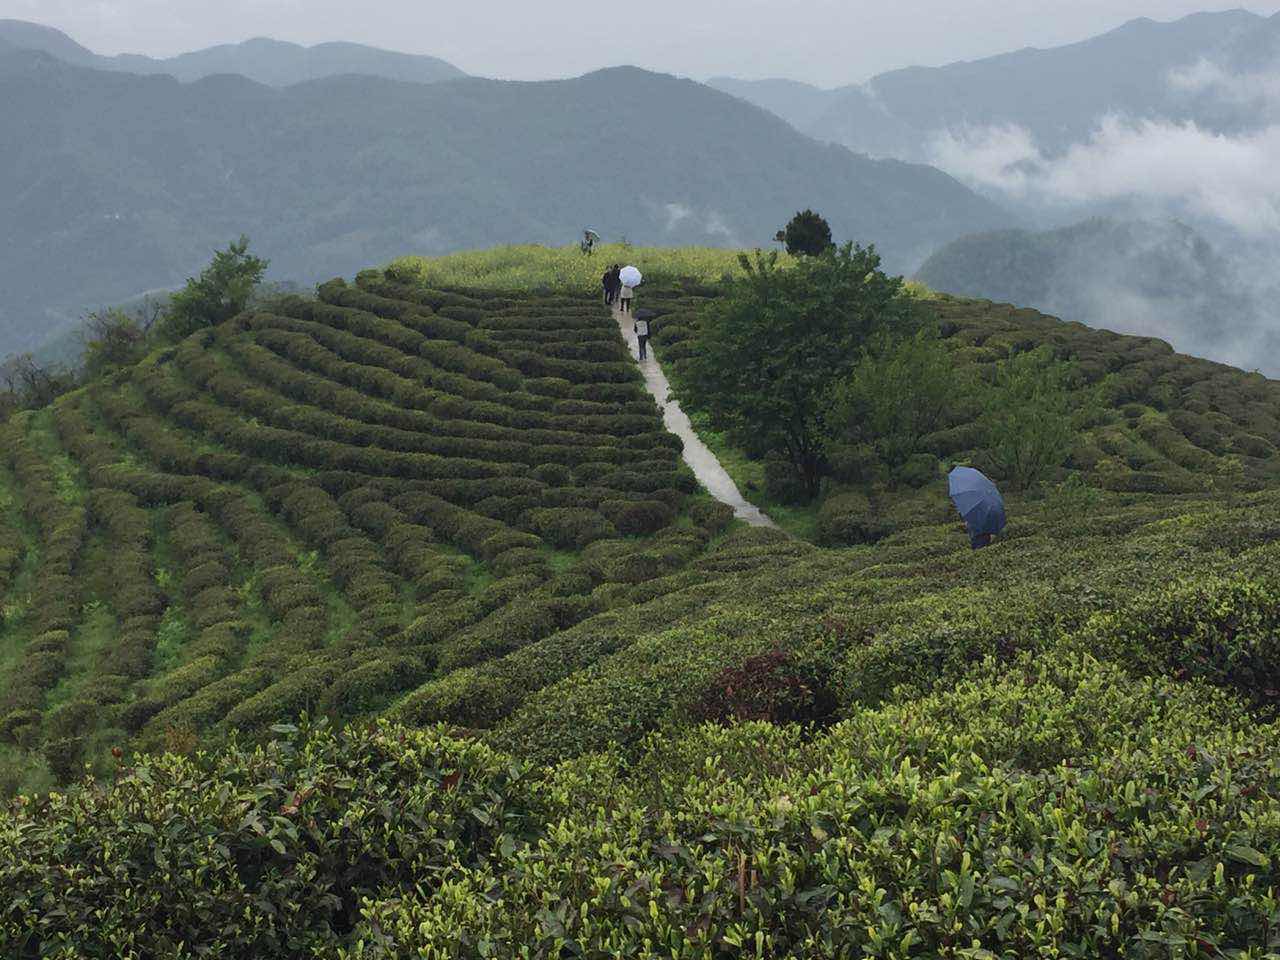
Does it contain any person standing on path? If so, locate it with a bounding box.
[601,267,613,305]
[609,264,623,305]
[619,275,635,315]
[634,312,652,361]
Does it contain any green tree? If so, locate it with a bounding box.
[982,346,1095,489]
[80,303,159,377]
[781,210,834,257]
[165,236,268,338]
[683,244,915,500]
[0,353,76,412]
[828,328,964,476]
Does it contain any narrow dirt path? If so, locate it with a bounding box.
[612,302,778,529]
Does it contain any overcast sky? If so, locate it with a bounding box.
[3,0,1277,86]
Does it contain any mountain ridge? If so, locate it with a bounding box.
[710,8,1277,155]
[0,19,466,86]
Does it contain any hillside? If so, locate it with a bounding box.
[917,218,1279,376]
[713,9,1279,157]
[4,251,1280,954]
[0,52,1008,360]
[0,20,465,85]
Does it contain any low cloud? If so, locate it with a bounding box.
[656,201,738,244]
[704,210,736,243]
[927,116,1280,374]
[929,117,1280,235]
[662,202,692,231]
[1168,58,1280,116]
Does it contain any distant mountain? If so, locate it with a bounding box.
[704,77,835,130]
[0,53,1010,359]
[0,19,98,65]
[917,218,1278,374]
[715,10,1280,157]
[0,20,466,86]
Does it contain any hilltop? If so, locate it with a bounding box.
[0,51,1007,360]
[2,247,1280,955]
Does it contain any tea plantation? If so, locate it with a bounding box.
[2,254,1280,957]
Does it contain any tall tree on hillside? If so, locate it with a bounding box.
[982,346,1097,489]
[165,236,269,338]
[781,210,834,257]
[683,244,915,500]
[827,328,966,475]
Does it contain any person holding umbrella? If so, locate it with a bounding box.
[618,265,641,315]
[947,466,1006,550]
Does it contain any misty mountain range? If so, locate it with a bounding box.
[0,36,1005,359]
[710,9,1280,158]
[1,11,1276,374]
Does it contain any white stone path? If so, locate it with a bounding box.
[613,302,778,529]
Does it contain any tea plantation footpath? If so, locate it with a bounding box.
[613,300,777,529]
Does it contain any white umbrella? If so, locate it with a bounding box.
[620,265,643,287]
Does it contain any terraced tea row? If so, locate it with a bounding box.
[0,274,787,790]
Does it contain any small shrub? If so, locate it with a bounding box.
[816,490,892,546]
[687,648,837,725]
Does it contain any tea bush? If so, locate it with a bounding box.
[7,657,1280,958]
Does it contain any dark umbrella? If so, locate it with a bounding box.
[948,467,1006,547]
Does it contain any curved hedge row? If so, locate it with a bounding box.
[0,419,89,745]
[0,272,707,791]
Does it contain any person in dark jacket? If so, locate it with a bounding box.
[602,267,615,305]
[607,265,623,306]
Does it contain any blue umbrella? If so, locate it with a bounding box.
[948,467,1006,546]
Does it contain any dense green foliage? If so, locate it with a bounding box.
[7,634,1280,955]
[981,347,1099,490]
[681,245,915,499]
[650,279,1280,540]
[827,329,959,478]
[165,237,270,338]
[3,248,1280,955]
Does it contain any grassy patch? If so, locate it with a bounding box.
[389,244,792,294]
[686,410,820,540]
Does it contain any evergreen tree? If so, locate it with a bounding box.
[781,210,834,257]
